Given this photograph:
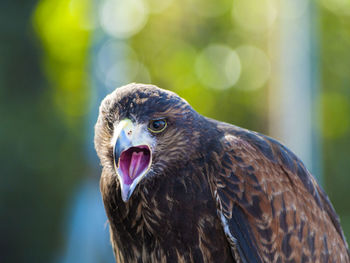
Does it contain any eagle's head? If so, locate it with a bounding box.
[94,83,203,202]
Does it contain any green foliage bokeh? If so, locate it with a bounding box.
[0,0,349,262]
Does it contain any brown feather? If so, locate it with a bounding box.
[211,120,349,262]
[95,83,349,263]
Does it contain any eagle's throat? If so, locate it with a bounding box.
[118,146,151,185]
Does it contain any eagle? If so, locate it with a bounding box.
[94,83,349,262]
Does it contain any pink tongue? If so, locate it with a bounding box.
[129,151,144,180]
[118,146,151,185]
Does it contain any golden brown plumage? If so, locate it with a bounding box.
[94,83,349,262]
[211,121,349,262]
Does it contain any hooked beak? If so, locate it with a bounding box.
[113,119,152,202]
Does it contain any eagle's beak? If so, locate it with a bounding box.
[113,119,152,202]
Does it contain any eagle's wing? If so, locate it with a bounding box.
[210,125,349,262]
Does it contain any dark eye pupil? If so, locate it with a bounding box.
[152,120,164,130]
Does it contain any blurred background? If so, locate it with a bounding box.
[1,0,349,262]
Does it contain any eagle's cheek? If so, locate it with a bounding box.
[112,119,153,202]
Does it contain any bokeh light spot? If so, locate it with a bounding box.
[195,44,241,90]
[235,45,271,91]
[133,63,152,84]
[99,0,149,39]
[97,40,150,89]
[232,0,277,33]
[97,40,137,79]
[104,61,151,88]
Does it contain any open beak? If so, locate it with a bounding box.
[113,119,152,202]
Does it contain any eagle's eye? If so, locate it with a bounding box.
[148,119,167,133]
